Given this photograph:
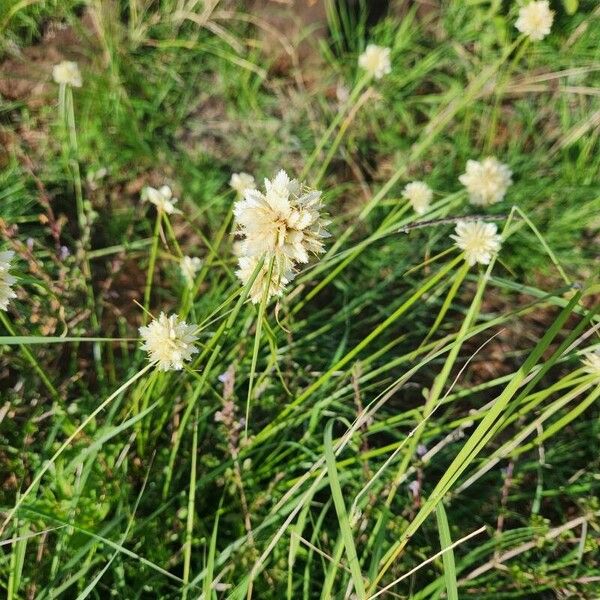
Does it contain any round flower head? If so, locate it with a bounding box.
[582,350,600,379]
[236,254,295,304]
[143,185,181,215]
[139,312,198,371]
[358,44,392,80]
[459,157,513,206]
[229,172,256,197]
[515,1,554,41]
[180,256,202,286]
[52,61,82,87]
[0,251,17,311]
[402,181,433,215]
[234,170,330,264]
[451,220,502,266]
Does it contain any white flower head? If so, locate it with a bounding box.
[234,169,330,265]
[402,181,433,215]
[582,350,600,379]
[52,61,82,87]
[139,312,198,371]
[143,185,181,215]
[358,44,392,80]
[229,172,256,197]
[459,157,513,206]
[180,256,202,286]
[451,220,502,266]
[0,251,17,311]
[236,254,295,304]
[515,1,554,41]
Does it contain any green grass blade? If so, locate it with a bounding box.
[324,419,366,598]
[435,503,459,600]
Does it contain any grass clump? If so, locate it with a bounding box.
[1,1,599,598]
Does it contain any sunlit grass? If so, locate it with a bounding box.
[0,1,599,599]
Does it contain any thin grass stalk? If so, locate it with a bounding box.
[245,255,275,435]
[142,211,162,326]
[324,419,367,598]
[182,408,199,599]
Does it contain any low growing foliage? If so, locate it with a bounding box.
[0,1,599,598]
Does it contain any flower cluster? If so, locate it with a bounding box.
[143,185,180,215]
[516,1,554,41]
[229,172,256,197]
[0,251,16,311]
[582,350,600,379]
[233,170,329,303]
[52,61,82,87]
[139,312,199,371]
[358,44,391,80]
[459,157,513,207]
[402,181,433,215]
[451,221,503,266]
[180,256,202,286]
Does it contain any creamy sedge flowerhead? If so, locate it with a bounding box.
[402,181,433,215]
[358,44,392,80]
[180,256,202,286]
[236,254,295,304]
[139,312,199,371]
[515,1,554,41]
[451,220,502,266]
[52,61,82,87]
[459,157,513,206]
[234,170,329,265]
[143,185,181,215]
[229,172,256,197]
[0,251,16,311]
[582,350,600,379]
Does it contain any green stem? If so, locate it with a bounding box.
[245,256,274,436]
[143,212,162,325]
[181,408,199,600]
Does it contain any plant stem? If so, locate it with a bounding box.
[143,212,162,325]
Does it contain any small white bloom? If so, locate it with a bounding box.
[180,255,202,286]
[459,157,513,206]
[143,185,181,215]
[52,61,82,87]
[582,350,600,379]
[139,312,199,371]
[229,172,256,197]
[402,181,433,215]
[234,169,329,265]
[0,251,17,311]
[358,44,392,80]
[236,254,295,304]
[451,220,502,266]
[515,1,554,41]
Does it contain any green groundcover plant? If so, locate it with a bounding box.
[0,1,599,598]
